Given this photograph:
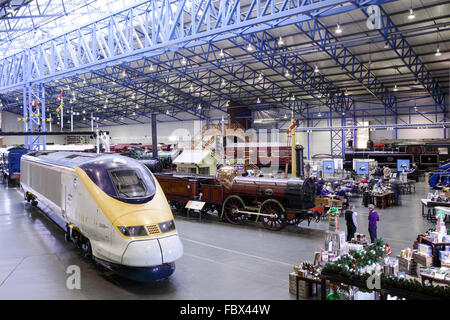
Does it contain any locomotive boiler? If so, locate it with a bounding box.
[154,168,320,231]
[20,151,183,282]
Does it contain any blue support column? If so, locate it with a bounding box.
[24,83,46,150]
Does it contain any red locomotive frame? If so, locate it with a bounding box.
[154,172,323,231]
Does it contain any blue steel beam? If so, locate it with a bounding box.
[233,31,354,115]
[183,46,308,116]
[295,17,397,115]
[0,0,398,93]
[360,5,445,107]
[52,71,203,123]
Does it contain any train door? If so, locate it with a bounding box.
[62,174,78,222]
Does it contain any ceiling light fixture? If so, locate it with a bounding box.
[285,70,290,77]
[149,64,154,72]
[384,42,389,49]
[344,90,348,96]
[408,8,415,20]
[278,36,284,46]
[393,84,398,91]
[314,65,319,73]
[219,49,224,58]
[181,57,187,65]
[435,45,442,57]
[6,3,13,15]
[257,97,261,104]
[335,24,342,34]
[258,73,263,81]
[247,43,253,52]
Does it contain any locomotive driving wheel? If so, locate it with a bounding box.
[259,200,286,231]
[222,196,246,225]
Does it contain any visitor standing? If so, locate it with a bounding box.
[345,204,358,242]
[368,204,379,243]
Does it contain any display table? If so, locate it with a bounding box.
[420,199,450,221]
[417,235,450,267]
[320,272,447,300]
[435,206,450,221]
[399,180,416,194]
[371,192,395,209]
[420,273,450,286]
[295,274,323,300]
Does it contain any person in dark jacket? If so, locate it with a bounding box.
[336,186,349,208]
[345,204,358,242]
[390,179,400,205]
[368,204,379,243]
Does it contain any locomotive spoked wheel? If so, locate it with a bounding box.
[222,196,246,225]
[259,200,286,231]
[286,217,301,226]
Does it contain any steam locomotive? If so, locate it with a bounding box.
[154,169,320,231]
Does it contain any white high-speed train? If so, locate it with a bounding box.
[20,151,183,281]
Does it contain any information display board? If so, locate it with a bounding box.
[356,162,369,175]
[397,159,410,172]
[323,160,335,174]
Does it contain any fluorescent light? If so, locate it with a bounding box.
[408,8,415,20]
[435,45,442,56]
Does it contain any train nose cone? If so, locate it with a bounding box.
[121,234,183,266]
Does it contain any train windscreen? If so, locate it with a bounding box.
[80,156,157,204]
[109,169,149,198]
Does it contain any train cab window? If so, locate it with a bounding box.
[80,156,157,204]
[109,169,148,198]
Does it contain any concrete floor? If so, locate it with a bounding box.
[0,180,443,300]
